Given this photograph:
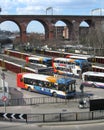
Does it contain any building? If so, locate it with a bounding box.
[54,26,69,39]
[54,26,64,39]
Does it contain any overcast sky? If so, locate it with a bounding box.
[0,0,104,33]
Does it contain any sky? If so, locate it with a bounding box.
[0,0,104,33]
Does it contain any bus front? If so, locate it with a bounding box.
[75,59,92,73]
[43,57,52,67]
[57,78,76,99]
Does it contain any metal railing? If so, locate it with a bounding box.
[7,96,80,106]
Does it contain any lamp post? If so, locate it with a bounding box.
[46,7,53,15]
[0,7,1,13]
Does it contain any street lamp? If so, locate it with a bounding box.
[46,7,53,15]
[0,7,1,13]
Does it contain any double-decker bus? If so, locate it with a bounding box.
[26,56,52,67]
[82,71,104,88]
[17,73,76,98]
[52,57,92,77]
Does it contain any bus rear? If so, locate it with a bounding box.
[82,71,104,88]
[17,73,26,89]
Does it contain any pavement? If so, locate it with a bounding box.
[0,101,89,114]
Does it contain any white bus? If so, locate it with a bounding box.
[66,55,95,63]
[26,56,52,67]
[82,71,104,88]
[17,73,76,99]
[53,57,92,77]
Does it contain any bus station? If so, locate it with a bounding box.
[0,65,104,123]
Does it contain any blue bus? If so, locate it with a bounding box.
[26,56,52,67]
[53,57,92,77]
[17,73,76,99]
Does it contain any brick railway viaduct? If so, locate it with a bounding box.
[0,15,104,43]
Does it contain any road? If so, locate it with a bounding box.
[0,68,104,115]
[0,54,43,71]
[2,67,104,100]
[2,69,47,99]
[0,121,104,130]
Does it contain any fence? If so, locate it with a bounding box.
[7,96,81,106]
[0,96,104,123]
[27,110,104,123]
[0,110,104,123]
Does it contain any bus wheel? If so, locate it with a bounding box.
[52,92,57,97]
[28,87,32,92]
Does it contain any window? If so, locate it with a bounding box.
[24,78,33,85]
[58,84,66,91]
[85,75,104,83]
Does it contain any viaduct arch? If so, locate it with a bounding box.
[0,15,103,43]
